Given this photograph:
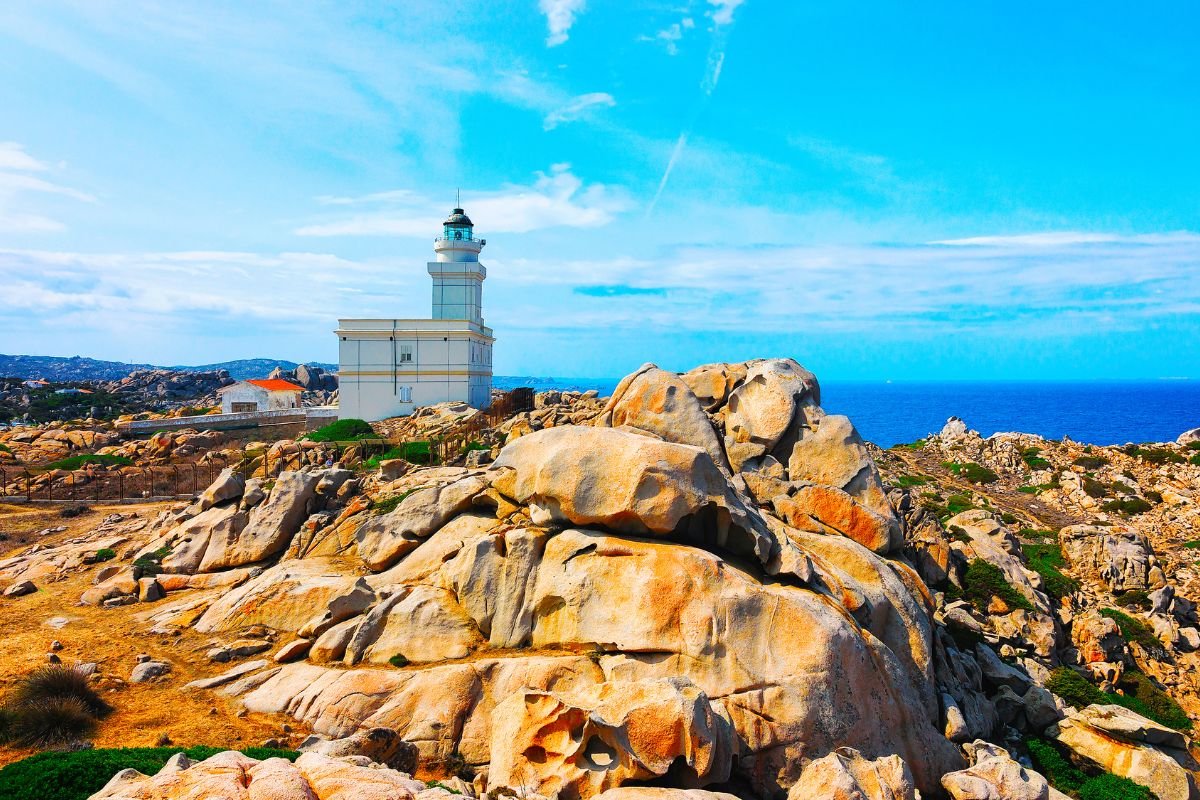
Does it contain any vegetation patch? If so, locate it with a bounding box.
[1184,540,1200,550]
[362,446,405,470]
[1122,445,1185,465]
[0,666,112,750]
[941,461,999,484]
[1101,497,1153,516]
[895,474,928,487]
[1026,736,1152,800]
[1081,477,1109,499]
[132,546,172,578]
[93,548,116,562]
[1117,669,1191,731]
[1073,454,1109,470]
[1019,528,1059,541]
[301,418,376,443]
[1191,454,1200,467]
[962,559,1033,612]
[370,489,420,516]
[1114,589,1152,610]
[1024,543,1079,600]
[1099,608,1166,656]
[42,454,132,471]
[388,653,410,668]
[1021,447,1051,470]
[890,439,926,451]
[0,746,298,800]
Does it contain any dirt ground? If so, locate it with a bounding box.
[0,502,307,767]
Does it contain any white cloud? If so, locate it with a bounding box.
[0,143,95,234]
[708,0,746,27]
[296,164,629,237]
[540,0,586,47]
[642,21,692,55]
[931,232,1133,247]
[543,92,616,130]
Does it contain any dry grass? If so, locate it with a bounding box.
[0,502,307,766]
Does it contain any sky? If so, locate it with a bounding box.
[1,1,1198,380]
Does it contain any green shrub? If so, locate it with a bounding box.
[896,475,928,487]
[1021,447,1051,470]
[0,747,298,800]
[462,440,489,453]
[942,461,999,484]
[946,494,974,516]
[133,546,172,578]
[94,548,116,562]
[1187,441,1200,451]
[1024,543,1079,600]
[1017,485,1040,494]
[1027,736,1151,800]
[962,559,1033,612]
[43,454,132,471]
[1019,528,1058,541]
[0,442,11,455]
[1115,589,1152,610]
[1047,667,1107,709]
[1118,670,1191,731]
[1125,446,1185,465]
[1185,540,1200,550]
[1191,454,1200,466]
[1101,497,1153,516]
[1073,455,1109,470]
[399,440,435,464]
[1100,608,1166,656]
[1081,477,1109,498]
[1144,490,1163,504]
[891,439,926,451]
[362,446,405,470]
[1000,512,1018,524]
[301,418,376,443]
[388,653,410,668]
[370,489,418,516]
[946,525,971,543]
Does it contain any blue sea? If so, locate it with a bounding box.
[495,377,1200,448]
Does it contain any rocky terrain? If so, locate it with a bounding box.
[1,359,1200,800]
[0,354,337,383]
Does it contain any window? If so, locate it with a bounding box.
[399,386,412,403]
[399,344,413,363]
[231,402,257,413]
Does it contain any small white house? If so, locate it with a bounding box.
[218,379,303,414]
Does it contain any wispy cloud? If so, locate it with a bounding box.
[295,164,630,237]
[543,92,616,130]
[641,18,695,55]
[540,0,586,47]
[0,143,95,233]
[708,0,746,27]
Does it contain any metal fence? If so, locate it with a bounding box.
[0,458,232,503]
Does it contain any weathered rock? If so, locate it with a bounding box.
[129,659,171,683]
[1061,525,1164,592]
[722,358,819,471]
[299,727,418,772]
[355,475,490,570]
[195,466,245,512]
[786,747,917,800]
[597,363,730,472]
[487,677,733,800]
[773,484,897,553]
[80,566,139,606]
[787,412,897,528]
[196,470,320,571]
[680,362,746,412]
[941,742,1063,800]
[1053,714,1199,800]
[1074,704,1188,750]
[3,580,36,597]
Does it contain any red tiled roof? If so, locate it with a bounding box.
[245,379,304,392]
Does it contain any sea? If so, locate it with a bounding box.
[494,377,1200,449]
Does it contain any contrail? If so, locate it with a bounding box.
[645,11,739,217]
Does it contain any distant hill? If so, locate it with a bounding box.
[0,354,337,382]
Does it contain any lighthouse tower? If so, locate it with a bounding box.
[429,206,486,324]
[335,203,495,421]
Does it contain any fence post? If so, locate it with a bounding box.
[95,469,101,503]
[48,473,53,502]
[118,469,124,501]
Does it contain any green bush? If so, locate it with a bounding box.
[0,746,298,800]
[1024,543,1079,600]
[43,454,132,471]
[1000,512,1018,524]
[301,418,376,443]
[962,559,1033,612]
[370,489,418,515]
[1047,667,1107,709]
[0,442,11,455]
[399,440,435,464]
[1144,490,1163,504]
[388,653,410,668]
[891,439,926,451]
[946,493,974,515]
[94,548,116,562]
[895,475,928,487]
[362,446,405,470]
[1100,608,1166,656]
[1019,528,1059,541]
[1185,540,1200,550]
[133,546,172,578]
[1115,589,1152,610]
[946,525,971,543]
[1073,454,1109,470]
[1101,497,1153,516]
[1191,454,1200,466]
[1021,447,1051,470]
[1081,476,1109,498]
[1118,670,1191,731]
[1124,445,1185,465]
[1187,441,1200,451]
[1027,736,1151,800]
[942,461,999,484]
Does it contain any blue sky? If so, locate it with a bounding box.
[1,1,1198,380]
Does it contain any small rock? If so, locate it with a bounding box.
[273,639,312,663]
[50,640,63,651]
[136,653,152,663]
[130,660,171,683]
[47,653,61,664]
[4,580,36,597]
[76,662,98,677]
[155,732,172,746]
[262,737,282,748]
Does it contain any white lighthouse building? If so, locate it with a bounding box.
[335,205,494,421]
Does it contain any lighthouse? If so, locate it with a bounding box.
[335,204,495,421]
